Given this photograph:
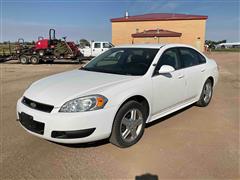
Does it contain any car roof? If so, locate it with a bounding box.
[92,41,110,43]
[116,43,165,49]
[115,43,193,49]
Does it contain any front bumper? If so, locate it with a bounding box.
[16,98,117,144]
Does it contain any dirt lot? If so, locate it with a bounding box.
[0,52,239,179]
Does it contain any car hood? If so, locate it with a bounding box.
[24,70,138,107]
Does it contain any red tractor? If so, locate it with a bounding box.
[19,29,83,64]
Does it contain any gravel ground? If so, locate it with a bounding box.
[0,52,239,179]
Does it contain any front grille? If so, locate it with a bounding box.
[22,96,54,113]
[19,112,45,135]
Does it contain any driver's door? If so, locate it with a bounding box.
[151,48,187,116]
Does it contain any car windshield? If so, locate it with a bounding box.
[81,48,159,75]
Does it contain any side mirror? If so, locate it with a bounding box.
[158,65,175,74]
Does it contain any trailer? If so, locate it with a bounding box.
[0,39,26,62]
[18,29,83,64]
[0,42,12,62]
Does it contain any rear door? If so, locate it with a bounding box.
[179,47,207,100]
[152,48,187,115]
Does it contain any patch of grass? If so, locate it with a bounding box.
[212,48,240,52]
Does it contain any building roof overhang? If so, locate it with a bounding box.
[111,13,208,22]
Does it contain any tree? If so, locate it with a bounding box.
[79,39,90,48]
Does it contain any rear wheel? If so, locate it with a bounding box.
[30,55,39,64]
[110,101,147,148]
[19,55,29,64]
[196,79,213,107]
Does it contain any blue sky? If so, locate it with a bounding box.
[1,0,239,42]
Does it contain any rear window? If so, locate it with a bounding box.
[179,48,200,68]
[198,53,206,64]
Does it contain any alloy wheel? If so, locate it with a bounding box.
[203,82,212,103]
[120,108,144,142]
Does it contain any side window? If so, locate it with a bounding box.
[94,43,101,48]
[179,48,200,68]
[103,43,111,48]
[156,48,180,71]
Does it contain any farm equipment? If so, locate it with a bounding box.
[18,29,83,64]
[15,38,33,55]
[0,41,13,62]
[0,39,28,62]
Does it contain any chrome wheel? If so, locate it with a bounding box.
[203,82,212,103]
[120,108,143,142]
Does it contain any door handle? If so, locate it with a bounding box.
[178,74,184,79]
[201,69,206,72]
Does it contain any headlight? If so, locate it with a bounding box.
[59,95,108,113]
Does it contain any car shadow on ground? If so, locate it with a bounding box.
[56,104,194,148]
[53,139,109,148]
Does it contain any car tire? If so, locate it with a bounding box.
[30,55,40,64]
[19,55,29,64]
[110,101,147,148]
[196,79,213,107]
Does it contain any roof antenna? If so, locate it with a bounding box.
[125,11,129,19]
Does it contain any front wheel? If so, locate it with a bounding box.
[196,79,213,107]
[110,101,147,148]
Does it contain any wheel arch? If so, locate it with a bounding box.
[114,95,151,122]
[207,76,214,86]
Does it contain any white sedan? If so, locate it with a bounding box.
[17,44,218,148]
